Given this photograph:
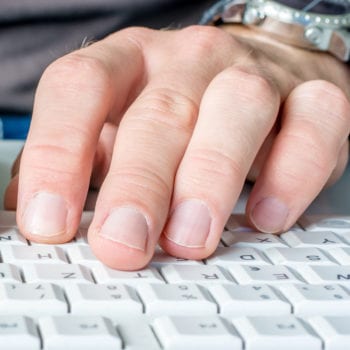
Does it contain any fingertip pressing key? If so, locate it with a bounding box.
[249,196,289,234]
[99,207,149,251]
[22,192,68,237]
[164,199,211,248]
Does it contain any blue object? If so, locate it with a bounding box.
[0,115,31,140]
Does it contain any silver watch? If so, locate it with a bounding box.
[200,0,350,61]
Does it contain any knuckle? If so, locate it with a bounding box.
[184,148,246,187]
[108,165,172,204]
[216,67,278,106]
[41,53,111,94]
[292,80,350,138]
[180,25,233,58]
[22,142,88,180]
[132,87,198,132]
[284,131,337,176]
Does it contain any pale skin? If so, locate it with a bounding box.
[4,24,350,270]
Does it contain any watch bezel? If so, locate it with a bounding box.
[244,0,350,28]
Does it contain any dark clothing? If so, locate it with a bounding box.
[0,0,215,114]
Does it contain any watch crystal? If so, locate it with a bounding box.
[276,0,350,15]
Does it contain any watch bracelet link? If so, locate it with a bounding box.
[200,0,350,62]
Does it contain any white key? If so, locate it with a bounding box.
[66,245,103,268]
[117,320,161,350]
[79,211,94,229]
[208,284,290,317]
[281,231,347,248]
[327,247,350,265]
[0,282,67,317]
[299,215,350,234]
[65,283,142,317]
[206,247,271,266]
[137,283,217,317]
[296,265,350,285]
[153,316,242,350]
[225,214,255,232]
[232,316,322,350]
[1,245,68,264]
[39,315,122,350]
[265,247,336,267]
[308,316,350,350]
[222,231,287,249]
[0,263,22,283]
[151,249,203,268]
[161,265,232,285]
[278,284,350,317]
[22,263,94,286]
[92,265,164,286]
[0,315,40,350]
[0,211,17,227]
[227,265,304,285]
[0,227,28,246]
[74,227,89,245]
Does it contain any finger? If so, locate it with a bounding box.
[17,29,145,243]
[247,80,350,233]
[326,140,349,186]
[90,122,118,189]
[4,174,19,210]
[160,66,280,259]
[87,27,237,269]
[247,124,279,182]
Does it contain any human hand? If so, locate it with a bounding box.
[4,25,350,270]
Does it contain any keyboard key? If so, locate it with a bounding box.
[65,283,142,317]
[39,315,122,350]
[153,316,242,350]
[1,246,68,265]
[281,231,347,248]
[0,315,40,350]
[137,283,217,317]
[0,227,28,246]
[232,316,322,350]
[0,282,67,317]
[79,211,94,229]
[299,215,350,234]
[296,265,350,285]
[225,214,255,232]
[22,263,94,286]
[227,265,304,285]
[222,231,287,249]
[308,316,350,350]
[278,284,350,317]
[117,320,161,350]
[151,249,203,268]
[66,245,103,269]
[326,247,350,265]
[92,265,164,286]
[206,247,271,266]
[208,284,290,317]
[0,263,22,283]
[161,265,232,285]
[265,247,336,267]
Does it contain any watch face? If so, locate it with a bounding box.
[276,0,350,15]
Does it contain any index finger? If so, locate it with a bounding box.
[17,29,145,243]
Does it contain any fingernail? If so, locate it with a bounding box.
[23,192,68,237]
[99,207,148,251]
[165,199,211,248]
[250,197,289,233]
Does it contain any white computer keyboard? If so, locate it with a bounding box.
[0,210,350,350]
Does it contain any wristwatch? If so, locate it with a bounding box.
[200,0,350,61]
